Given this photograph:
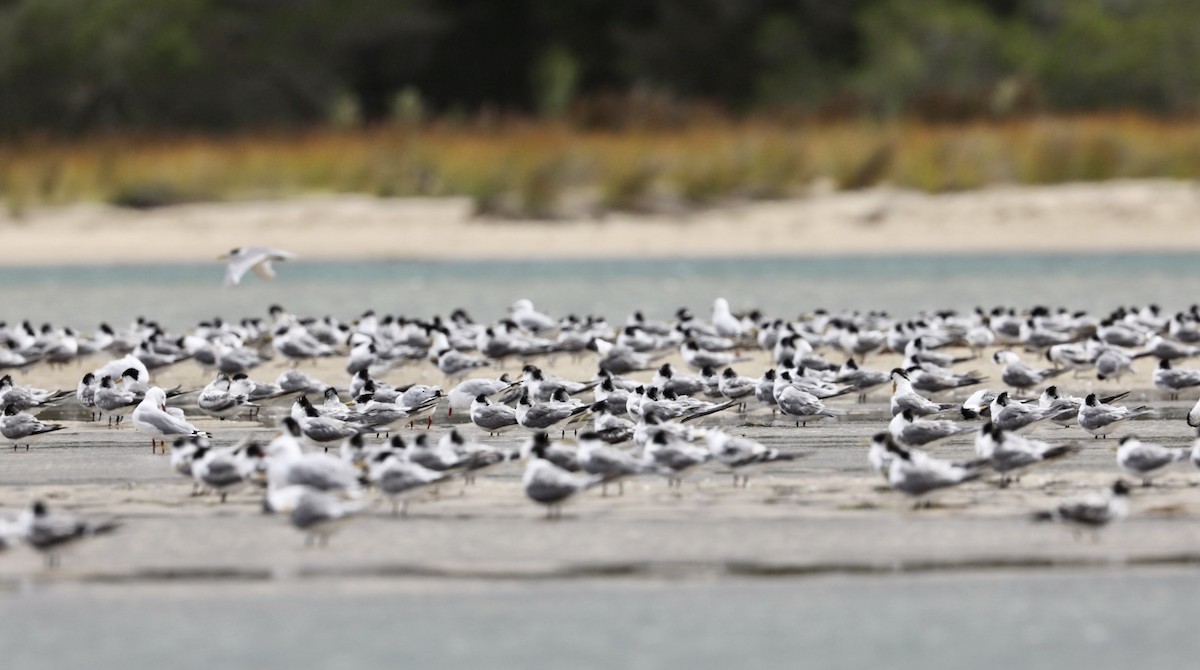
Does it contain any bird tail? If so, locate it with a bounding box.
[680,399,738,423]
[1041,443,1083,462]
[1030,510,1056,523]
[820,386,859,400]
[87,519,122,537]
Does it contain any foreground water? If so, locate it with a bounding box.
[2,252,1200,328]
[3,569,1198,669]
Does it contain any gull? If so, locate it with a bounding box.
[1032,480,1131,531]
[888,410,974,448]
[699,427,803,487]
[1189,396,1200,429]
[350,393,438,435]
[776,386,845,427]
[975,423,1081,486]
[510,298,558,335]
[0,405,67,451]
[576,431,653,496]
[219,246,296,287]
[889,368,956,417]
[131,387,210,453]
[397,384,443,429]
[988,392,1056,433]
[964,320,996,357]
[1116,436,1188,486]
[522,438,605,519]
[447,375,520,417]
[469,394,519,435]
[993,351,1068,391]
[366,447,451,516]
[14,500,120,568]
[1077,394,1154,439]
[711,297,746,340]
[1152,359,1200,400]
[883,439,990,503]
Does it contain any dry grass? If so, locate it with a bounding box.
[2,115,1200,218]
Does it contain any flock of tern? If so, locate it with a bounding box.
[4,296,1200,565]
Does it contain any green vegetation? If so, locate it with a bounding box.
[3,1,1200,135]
[2,1,1200,216]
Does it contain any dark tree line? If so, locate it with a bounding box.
[1,0,1197,135]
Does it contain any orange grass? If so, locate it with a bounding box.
[2,115,1199,216]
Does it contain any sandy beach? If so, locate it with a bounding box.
[3,182,1200,667]
[0,348,1197,589]
[3,179,1200,264]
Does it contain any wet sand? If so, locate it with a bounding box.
[1,350,1198,589]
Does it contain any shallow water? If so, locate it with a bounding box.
[2,252,1200,329]
[2,569,1198,669]
[4,251,1200,666]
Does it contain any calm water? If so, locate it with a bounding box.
[1,252,1199,328]
[2,569,1198,669]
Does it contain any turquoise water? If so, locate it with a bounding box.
[2,252,1199,328]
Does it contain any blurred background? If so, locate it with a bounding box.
[3,0,1200,216]
[5,0,1200,325]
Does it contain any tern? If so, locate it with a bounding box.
[1032,480,1131,530]
[219,246,296,287]
[1116,436,1188,486]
